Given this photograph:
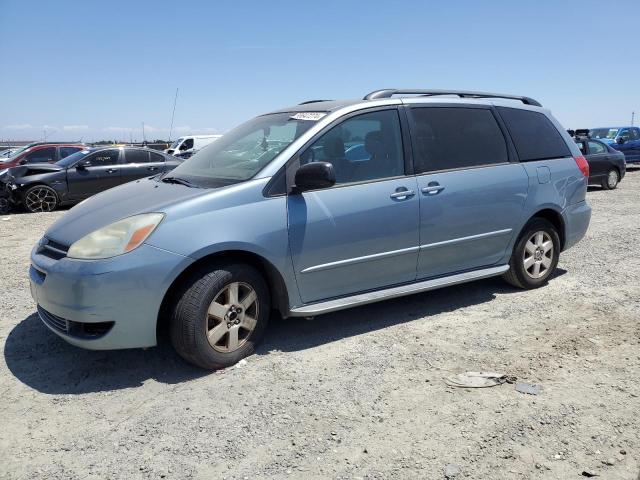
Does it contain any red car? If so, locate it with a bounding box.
[0,142,85,169]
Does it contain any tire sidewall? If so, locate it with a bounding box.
[510,219,560,289]
[177,263,270,369]
[605,169,619,190]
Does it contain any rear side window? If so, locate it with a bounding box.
[497,107,571,161]
[125,149,150,163]
[410,107,508,173]
[588,141,606,155]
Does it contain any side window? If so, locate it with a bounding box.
[180,138,194,151]
[618,129,630,140]
[149,151,165,163]
[497,107,571,161]
[410,107,508,173]
[629,128,640,140]
[60,147,81,158]
[24,147,56,164]
[299,109,404,184]
[588,141,606,155]
[125,149,150,164]
[575,140,587,155]
[87,149,119,166]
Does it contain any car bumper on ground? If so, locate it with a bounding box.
[562,200,591,251]
[30,242,190,350]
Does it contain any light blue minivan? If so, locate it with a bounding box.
[30,89,592,369]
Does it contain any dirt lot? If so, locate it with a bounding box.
[1,170,639,480]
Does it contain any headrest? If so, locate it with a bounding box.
[365,131,385,156]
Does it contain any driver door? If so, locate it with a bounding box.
[287,108,420,304]
[67,149,122,198]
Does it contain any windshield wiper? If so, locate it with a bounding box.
[161,176,198,188]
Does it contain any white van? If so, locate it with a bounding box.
[165,135,222,158]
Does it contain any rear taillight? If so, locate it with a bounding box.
[574,155,589,178]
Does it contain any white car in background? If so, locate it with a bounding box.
[165,135,221,158]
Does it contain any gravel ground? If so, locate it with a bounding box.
[1,169,639,480]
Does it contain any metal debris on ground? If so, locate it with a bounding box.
[515,382,540,395]
[444,372,514,388]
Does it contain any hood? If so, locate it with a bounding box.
[45,177,213,246]
[9,163,63,178]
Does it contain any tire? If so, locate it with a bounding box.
[170,263,270,369]
[503,218,560,289]
[601,168,619,190]
[0,196,10,215]
[22,185,59,213]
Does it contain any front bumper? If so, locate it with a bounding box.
[30,242,191,350]
[562,200,591,251]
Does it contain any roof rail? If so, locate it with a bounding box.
[363,89,542,107]
[298,99,332,105]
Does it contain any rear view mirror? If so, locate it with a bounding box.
[293,162,335,192]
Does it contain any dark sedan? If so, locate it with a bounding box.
[574,137,626,190]
[0,147,181,213]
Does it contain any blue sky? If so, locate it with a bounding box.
[1,0,638,142]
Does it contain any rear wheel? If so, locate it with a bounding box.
[23,185,59,213]
[0,196,10,215]
[601,168,619,190]
[170,263,270,369]
[503,218,560,289]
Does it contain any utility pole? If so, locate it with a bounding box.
[169,87,179,141]
[632,111,635,126]
[142,122,146,144]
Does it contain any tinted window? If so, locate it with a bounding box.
[410,107,508,173]
[125,149,150,164]
[24,147,56,164]
[629,128,640,140]
[575,140,587,155]
[300,109,404,184]
[588,141,606,155]
[87,149,119,166]
[149,151,165,163]
[180,138,194,150]
[60,147,81,158]
[498,107,571,161]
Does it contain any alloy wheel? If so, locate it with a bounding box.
[25,187,57,212]
[607,170,618,189]
[523,231,553,279]
[205,282,259,353]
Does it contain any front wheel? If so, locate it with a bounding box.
[23,185,59,213]
[170,263,270,369]
[503,218,560,289]
[601,168,619,190]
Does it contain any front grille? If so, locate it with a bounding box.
[37,305,114,339]
[39,237,68,260]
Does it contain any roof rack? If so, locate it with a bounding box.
[363,89,542,107]
[298,99,332,105]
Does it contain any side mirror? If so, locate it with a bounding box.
[616,137,626,145]
[293,162,336,192]
[76,160,91,169]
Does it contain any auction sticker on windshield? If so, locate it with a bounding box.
[289,112,327,121]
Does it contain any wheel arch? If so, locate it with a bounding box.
[157,249,290,340]
[528,208,565,250]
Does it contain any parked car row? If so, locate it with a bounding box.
[0,147,181,213]
[28,88,592,369]
[569,130,626,190]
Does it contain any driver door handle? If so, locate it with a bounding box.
[421,185,445,195]
[106,168,119,173]
[390,188,415,200]
[147,166,159,171]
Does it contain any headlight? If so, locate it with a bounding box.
[67,213,164,260]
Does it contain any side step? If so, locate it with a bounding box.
[289,265,509,317]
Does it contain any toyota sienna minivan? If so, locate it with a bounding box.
[30,89,592,369]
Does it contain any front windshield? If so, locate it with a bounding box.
[168,112,322,186]
[0,145,31,162]
[56,149,92,167]
[590,128,619,139]
[169,138,183,149]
